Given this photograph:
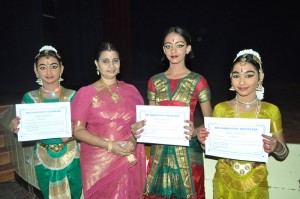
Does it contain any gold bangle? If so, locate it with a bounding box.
[107,140,113,153]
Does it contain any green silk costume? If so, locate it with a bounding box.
[212,101,282,199]
[22,88,82,199]
[145,72,211,198]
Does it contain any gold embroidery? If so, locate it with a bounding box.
[126,154,137,164]
[218,159,267,192]
[35,140,78,169]
[175,146,193,197]
[150,72,210,105]
[49,177,71,199]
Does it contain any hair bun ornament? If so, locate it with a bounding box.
[235,49,261,61]
[39,45,57,53]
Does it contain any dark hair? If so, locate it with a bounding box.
[161,26,195,65]
[34,50,62,66]
[94,42,120,60]
[232,53,263,79]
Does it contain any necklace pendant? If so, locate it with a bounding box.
[245,104,251,110]
[111,92,119,103]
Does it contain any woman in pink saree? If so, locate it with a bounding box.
[71,42,146,199]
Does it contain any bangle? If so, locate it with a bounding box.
[273,142,288,159]
[107,141,113,153]
[201,144,205,150]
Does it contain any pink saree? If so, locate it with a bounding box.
[71,81,146,199]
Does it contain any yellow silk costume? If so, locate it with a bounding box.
[212,101,282,199]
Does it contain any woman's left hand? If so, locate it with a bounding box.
[184,120,194,140]
[262,134,278,153]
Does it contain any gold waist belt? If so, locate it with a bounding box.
[224,159,264,176]
[39,143,65,152]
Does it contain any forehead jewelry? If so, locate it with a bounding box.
[235,95,257,111]
[99,80,119,103]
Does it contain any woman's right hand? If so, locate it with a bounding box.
[10,117,21,134]
[111,141,133,156]
[131,120,146,139]
[197,127,209,145]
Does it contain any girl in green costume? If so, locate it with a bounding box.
[10,45,82,199]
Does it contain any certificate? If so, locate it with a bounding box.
[204,117,271,162]
[136,105,190,146]
[16,102,72,141]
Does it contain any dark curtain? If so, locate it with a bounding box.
[101,0,133,83]
[54,0,103,90]
[1,0,44,93]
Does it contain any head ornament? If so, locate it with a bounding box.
[39,45,57,53]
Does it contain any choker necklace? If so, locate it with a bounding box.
[235,95,257,110]
[99,79,119,103]
[234,98,261,118]
[38,87,65,103]
[41,86,61,97]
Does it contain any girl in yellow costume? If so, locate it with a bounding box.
[198,49,289,199]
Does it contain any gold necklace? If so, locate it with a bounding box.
[99,79,119,103]
[234,98,261,118]
[38,87,65,103]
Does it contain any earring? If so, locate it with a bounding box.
[256,80,263,91]
[256,81,264,100]
[97,70,100,75]
[229,86,235,91]
[58,77,64,82]
[36,77,43,86]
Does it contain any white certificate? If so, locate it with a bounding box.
[16,102,72,141]
[136,105,190,146]
[204,117,271,162]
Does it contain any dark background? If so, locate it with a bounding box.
[1,0,299,104]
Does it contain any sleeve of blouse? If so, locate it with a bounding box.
[270,104,283,134]
[147,77,156,102]
[212,103,224,118]
[22,92,34,104]
[131,85,145,105]
[196,77,211,103]
[71,87,92,122]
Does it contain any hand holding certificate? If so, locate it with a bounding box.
[136,105,190,146]
[204,117,271,162]
[16,102,72,141]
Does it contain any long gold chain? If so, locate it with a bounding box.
[38,87,65,103]
[99,79,119,103]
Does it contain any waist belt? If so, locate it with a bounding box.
[224,159,264,176]
[39,143,65,152]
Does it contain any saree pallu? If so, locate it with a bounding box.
[71,82,146,199]
[212,101,283,199]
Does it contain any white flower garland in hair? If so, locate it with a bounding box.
[235,49,261,61]
[39,45,57,53]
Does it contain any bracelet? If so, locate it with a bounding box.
[200,144,205,150]
[273,142,288,158]
[107,141,113,153]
